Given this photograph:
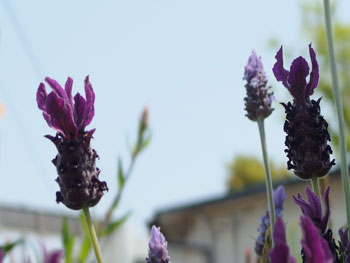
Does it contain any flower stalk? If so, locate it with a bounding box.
[83,206,104,263]
[322,0,350,233]
[257,118,276,244]
[311,177,321,199]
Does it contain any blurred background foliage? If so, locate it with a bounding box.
[226,155,290,191]
[301,1,350,153]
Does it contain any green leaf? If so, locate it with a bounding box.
[61,217,75,263]
[78,211,91,263]
[78,236,91,263]
[79,211,89,236]
[138,134,152,154]
[0,239,22,254]
[117,157,125,189]
[100,212,131,238]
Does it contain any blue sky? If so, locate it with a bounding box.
[0,0,349,233]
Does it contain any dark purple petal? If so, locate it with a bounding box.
[305,185,322,219]
[305,44,319,96]
[269,218,296,263]
[338,227,349,254]
[272,46,290,91]
[37,83,47,111]
[300,216,333,263]
[292,193,315,219]
[288,56,309,101]
[74,93,87,129]
[65,77,74,109]
[45,77,67,100]
[83,75,95,127]
[0,249,3,263]
[43,250,63,263]
[46,92,76,137]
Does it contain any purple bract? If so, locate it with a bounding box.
[273,44,319,103]
[37,76,95,140]
[293,186,330,233]
[146,226,170,263]
[269,217,296,263]
[300,216,333,263]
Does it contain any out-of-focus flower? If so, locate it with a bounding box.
[269,218,296,263]
[0,249,3,263]
[243,50,274,121]
[273,44,335,180]
[36,76,107,210]
[146,226,170,263]
[40,243,63,263]
[339,227,350,262]
[293,186,338,261]
[273,44,335,182]
[255,186,286,255]
[300,215,333,263]
[293,186,330,233]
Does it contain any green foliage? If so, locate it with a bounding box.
[100,212,131,238]
[227,155,291,191]
[78,212,91,263]
[61,218,75,263]
[0,239,22,256]
[301,2,350,153]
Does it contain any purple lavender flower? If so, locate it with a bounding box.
[40,243,63,263]
[255,186,286,255]
[292,186,330,233]
[300,215,333,263]
[293,186,339,261]
[339,227,350,262]
[269,217,296,263]
[243,50,274,121]
[36,76,108,210]
[273,44,335,180]
[146,226,170,263]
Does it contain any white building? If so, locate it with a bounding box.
[151,169,346,263]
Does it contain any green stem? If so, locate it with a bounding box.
[322,0,350,232]
[257,119,275,245]
[83,207,104,263]
[98,156,136,235]
[311,177,321,199]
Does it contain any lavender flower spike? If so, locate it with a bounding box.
[36,76,108,210]
[255,185,286,255]
[339,227,350,262]
[269,218,296,263]
[294,186,339,263]
[273,44,335,180]
[146,226,170,263]
[243,50,274,121]
[292,185,330,233]
[300,216,333,263]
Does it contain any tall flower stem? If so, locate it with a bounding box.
[322,0,350,231]
[257,118,275,244]
[83,207,104,263]
[311,177,321,199]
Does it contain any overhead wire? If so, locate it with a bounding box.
[0,0,56,197]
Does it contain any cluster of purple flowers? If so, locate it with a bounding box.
[243,45,349,263]
[33,35,346,263]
